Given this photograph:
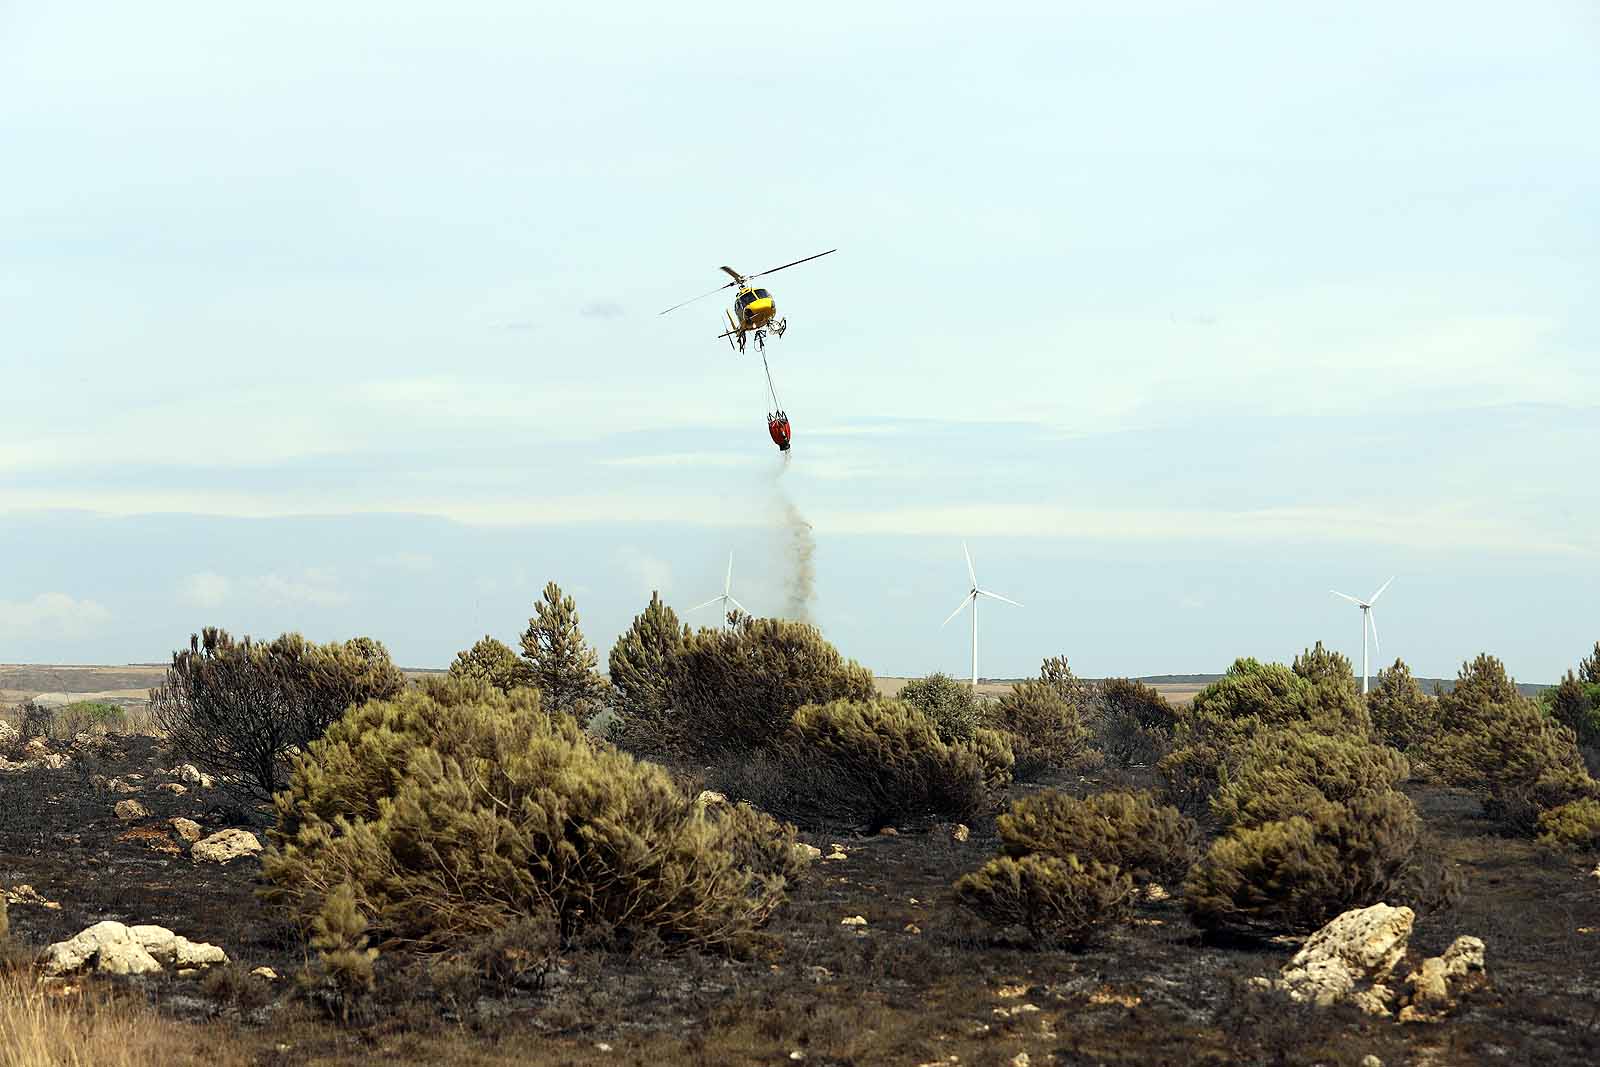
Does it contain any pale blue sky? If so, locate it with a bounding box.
[2,3,1596,681]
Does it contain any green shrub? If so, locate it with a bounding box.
[1209,727,1409,831]
[986,679,1096,779]
[1038,655,1091,705]
[1183,791,1420,935]
[954,854,1133,946]
[1291,641,1357,689]
[151,628,406,803]
[447,636,532,693]
[898,672,981,743]
[663,616,876,758]
[605,591,687,747]
[1536,798,1600,851]
[262,682,806,955]
[1428,654,1597,833]
[306,883,379,1023]
[519,581,610,724]
[997,789,1195,885]
[1156,741,1227,817]
[1367,659,1440,755]
[720,699,1013,831]
[1093,678,1177,768]
[1190,656,1371,737]
[1543,671,1600,752]
[1159,656,1374,816]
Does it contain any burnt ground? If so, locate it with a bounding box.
[2,736,1598,1066]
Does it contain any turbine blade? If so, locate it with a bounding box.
[963,540,976,587]
[1330,590,1363,605]
[689,596,722,613]
[725,553,734,595]
[1369,576,1395,604]
[1368,610,1380,658]
[941,593,974,628]
[729,596,749,615]
[978,589,1022,608]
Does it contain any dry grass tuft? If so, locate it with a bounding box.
[0,969,239,1067]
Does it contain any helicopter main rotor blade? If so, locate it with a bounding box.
[746,249,837,283]
[659,280,736,316]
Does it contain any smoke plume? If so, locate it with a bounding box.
[774,454,816,621]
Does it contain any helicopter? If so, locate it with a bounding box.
[658,249,835,355]
[659,249,834,453]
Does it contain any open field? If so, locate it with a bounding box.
[1,731,1597,1066]
[4,664,1546,718]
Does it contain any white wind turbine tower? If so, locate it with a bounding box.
[941,541,1022,690]
[1330,576,1395,694]
[690,552,748,623]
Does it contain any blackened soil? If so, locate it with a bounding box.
[2,738,1598,1066]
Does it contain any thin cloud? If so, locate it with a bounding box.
[0,592,112,637]
[179,571,232,608]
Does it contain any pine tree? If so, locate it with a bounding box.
[1292,641,1357,690]
[1580,642,1600,685]
[607,592,686,730]
[448,636,532,692]
[309,882,378,1022]
[519,581,609,723]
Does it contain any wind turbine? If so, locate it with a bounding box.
[690,553,747,623]
[1330,577,1394,695]
[941,541,1022,690]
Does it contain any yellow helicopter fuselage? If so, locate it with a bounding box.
[733,286,777,330]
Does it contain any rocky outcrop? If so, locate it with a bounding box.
[0,720,18,747]
[170,817,203,843]
[43,921,227,976]
[1398,936,1487,1023]
[1259,904,1487,1021]
[114,799,151,821]
[191,828,262,864]
[1274,903,1413,1014]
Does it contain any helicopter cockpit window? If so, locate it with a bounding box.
[754,289,770,299]
[736,292,754,308]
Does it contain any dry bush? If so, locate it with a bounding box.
[985,679,1096,779]
[151,627,405,804]
[1209,726,1409,831]
[1093,677,1177,767]
[720,698,1013,831]
[1535,797,1600,852]
[660,616,876,758]
[997,789,1195,885]
[262,681,806,958]
[1183,791,1420,935]
[953,854,1133,946]
[897,672,981,743]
